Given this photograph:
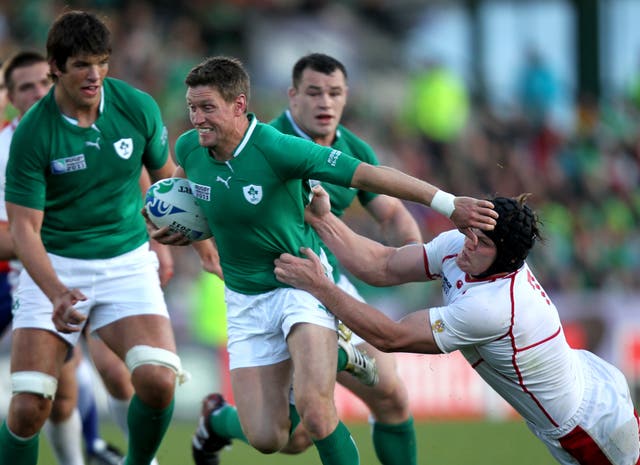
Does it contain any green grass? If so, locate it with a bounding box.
[37,419,556,465]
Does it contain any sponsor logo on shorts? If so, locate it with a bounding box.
[50,154,87,174]
[432,319,445,333]
[243,184,262,205]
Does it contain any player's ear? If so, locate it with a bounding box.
[48,58,61,78]
[234,94,247,115]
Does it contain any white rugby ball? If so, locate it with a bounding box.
[145,177,212,241]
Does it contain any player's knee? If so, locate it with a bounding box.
[12,371,57,399]
[10,371,57,434]
[246,433,286,455]
[279,425,313,455]
[368,377,410,414]
[298,405,336,439]
[125,345,186,407]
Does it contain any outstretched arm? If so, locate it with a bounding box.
[305,186,429,286]
[274,247,440,354]
[351,163,497,241]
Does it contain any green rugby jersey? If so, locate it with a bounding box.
[6,77,169,259]
[270,110,380,277]
[175,113,361,295]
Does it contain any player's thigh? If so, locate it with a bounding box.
[86,333,133,399]
[10,328,69,375]
[230,360,293,446]
[287,322,338,403]
[89,244,169,337]
[8,328,69,432]
[97,314,176,359]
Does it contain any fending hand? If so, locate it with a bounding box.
[450,197,498,234]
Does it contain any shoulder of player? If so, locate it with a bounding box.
[103,77,159,112]
[253,121,312,150]
[335,125,378,163]
[267,111,288,132]
[12,97,55,141]
[175,129,201,156]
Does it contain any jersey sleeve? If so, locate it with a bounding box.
[5,121,48,210]
[267,129,361,186]
[428,292,508,354]
[136,89,169,170]
[346,132,380,207]
[174,130,200,168]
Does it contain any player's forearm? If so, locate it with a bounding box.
[307,211,396,286]
[12,227,67,300]
[310,280,400,353]
[0,225,16,260]
[352,164,443,212]
[192,237,223,279]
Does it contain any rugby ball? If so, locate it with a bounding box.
[144,177,212,241]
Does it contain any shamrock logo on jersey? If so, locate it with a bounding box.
[242,184,262,205]
[113,138,134,159]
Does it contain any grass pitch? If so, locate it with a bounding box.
[38,419,555,464]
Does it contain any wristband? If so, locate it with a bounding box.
[431,190,456,218]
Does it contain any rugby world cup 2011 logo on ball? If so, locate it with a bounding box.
[145,177,212,241]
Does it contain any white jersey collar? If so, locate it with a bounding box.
[60,85,104,131]
[232,113,258,158]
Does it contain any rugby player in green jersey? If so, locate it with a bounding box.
[270,53,419,465]
[0,49,132,465]
[152,56,496,465]
[0,11,203,465]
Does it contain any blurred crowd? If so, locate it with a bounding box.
[1,0,639,308]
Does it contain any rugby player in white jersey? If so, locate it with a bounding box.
[275,187,640,465]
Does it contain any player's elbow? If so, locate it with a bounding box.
[376,326,433,354]
[371,328,410,353]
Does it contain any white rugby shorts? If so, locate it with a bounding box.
[225,285,338,370]
[529,350,639,465]
[12,242,168,346]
